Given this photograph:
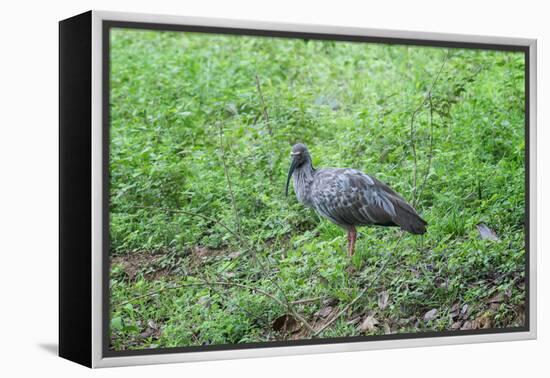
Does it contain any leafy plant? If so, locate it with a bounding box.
[109,29,526,350]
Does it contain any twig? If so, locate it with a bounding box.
[128,124,315,332]
[255,74,272,136]
[132,204,242,243]
[414,93,435,207]
[120,116,309,329]
[131,211,313,331]
[114,279,282,309]
[217,122,241,234]
[312,234,404,337]
[409,111,420,198]
[130,195,309,330]
[204,279,271,328]
[113,278,315,333]
[254,74,275,186]
[219,130,299,310]
[244,252,315,333]
[410,50,450,201]
[130,204,262,271]
[291,297,327,305]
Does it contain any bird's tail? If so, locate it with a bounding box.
[392,198,427,235]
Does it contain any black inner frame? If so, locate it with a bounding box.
[102,20,531,358]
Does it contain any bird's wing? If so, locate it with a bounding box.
[311,169,398,227]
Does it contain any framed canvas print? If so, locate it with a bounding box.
[59,10,537,368]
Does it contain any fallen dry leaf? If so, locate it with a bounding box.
[316,306,333,318]
[461,321,473,330]
[322,298,339,307]
[272,314,300,334]
[451,321,463,330]
[460,304,469,319]
[378,291,390,310]
[358,316,379,333]
[424,309,438,322]
[487,292,504,304]
[140,328,156,339]
[473,313,493,329]
[476,223,501,242]
[449,303,460,319]
[346,316,361,325]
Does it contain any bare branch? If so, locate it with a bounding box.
[131,204,242,243]
[127,210,314,332]
[114,279,283,309]
[255,74,276,186]
[113,277,315,334]
[410,50,450,201]
[415,93,435,207]
[127,124,316,333]
[218,122,242,234]
[255,74,272,136]
[291,297,327,305]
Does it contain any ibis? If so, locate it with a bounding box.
[286,143,427,256]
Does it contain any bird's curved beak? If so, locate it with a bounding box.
[285,158,297,197]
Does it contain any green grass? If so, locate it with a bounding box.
[108,28,526,351]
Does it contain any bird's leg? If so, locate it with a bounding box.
[347,227,357,257]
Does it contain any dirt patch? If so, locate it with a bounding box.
[112,252,173,281]
[111,246,229,281]
[187,246,226,269]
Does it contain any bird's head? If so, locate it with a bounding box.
[285,143,311,196]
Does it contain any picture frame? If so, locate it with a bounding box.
[59,10,537,368]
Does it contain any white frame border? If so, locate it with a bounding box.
[90,10,537,368]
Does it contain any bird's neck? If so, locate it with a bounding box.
[293,161,315,207]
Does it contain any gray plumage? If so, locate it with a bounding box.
[286,143,426,255]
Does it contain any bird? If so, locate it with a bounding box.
[285,143,427,256]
